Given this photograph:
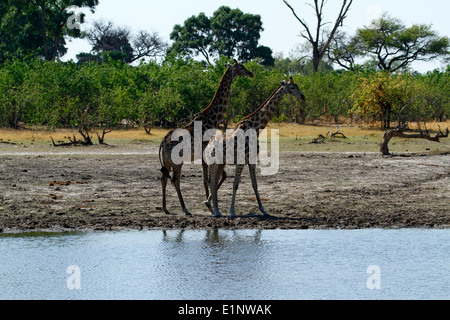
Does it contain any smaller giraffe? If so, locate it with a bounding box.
[159,61,253,216]
[205,77,306,217]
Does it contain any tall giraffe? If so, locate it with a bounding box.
[159,60,253,216]
[205,77,306,217]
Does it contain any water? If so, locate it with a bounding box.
[0,229,448,300]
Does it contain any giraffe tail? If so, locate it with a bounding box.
[159,141,171,180]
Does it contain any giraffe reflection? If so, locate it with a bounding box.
[161,229,263,244]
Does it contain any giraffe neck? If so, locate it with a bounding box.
[238,85,285,133]
[196,68,234,130]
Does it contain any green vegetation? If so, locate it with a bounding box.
[0,3,449,132]
[168,6,273,66]
[0,0,99,62]
[0,56,449,130]
[329,13,450,72]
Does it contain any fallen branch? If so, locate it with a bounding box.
[77,128,93,145]
[0,140,16,145]
[51,129,94,147]
[50,136,75,147]
[380,123,449,156]
[327,127,347,139]
[51,128,114,147]
[310,134,326,144]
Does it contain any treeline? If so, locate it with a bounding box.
[1,56,449,130]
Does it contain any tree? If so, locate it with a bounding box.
[351,72,429,129]
[328,14,450,72]
[0,0,99,62]
[169,6,274,66]
[282,0,353,72]
[78,20,167,64]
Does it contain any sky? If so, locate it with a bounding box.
[63,0,450,72]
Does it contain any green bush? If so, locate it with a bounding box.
[0,56,448,130]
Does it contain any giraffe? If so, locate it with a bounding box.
[205,77,306,218]
[159,60,254,216]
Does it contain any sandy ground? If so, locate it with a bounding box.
[0,144,449,232]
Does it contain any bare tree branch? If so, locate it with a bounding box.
[283,0,353,72]
[283,0,315,43]
[130,30,167,62]
[83,20,167,63]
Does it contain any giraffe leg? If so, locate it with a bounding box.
[171,164,192,216]
[230,164,245,218]
[249,164,269,217]
[209,163,225,217]
[161,162,172,215]
[217,169,227,189]
[202,162,212,212]
[204,166,227,213]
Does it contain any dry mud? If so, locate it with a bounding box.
[0,145,449,232]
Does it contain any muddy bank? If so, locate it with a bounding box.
[0,145,449,232]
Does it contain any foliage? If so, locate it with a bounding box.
[0,0,99,62]
[168,6,274,66]
[0,56,448,130]
[351,70,450,128]
[329,14,450,72]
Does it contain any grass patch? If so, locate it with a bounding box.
[0,127,168,147]
[1,121,449,154]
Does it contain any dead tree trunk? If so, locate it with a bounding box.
[78,127,93,145]
[380,123,449,156]
[96,128,111,144]
[283,0,353,72]
[50,129,94,147]
[143,122,153,135]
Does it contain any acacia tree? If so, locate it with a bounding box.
[328,14,450,72]
[282,0,353,72]
[169,6,274,66]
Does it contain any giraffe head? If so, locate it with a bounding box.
[226,60,254,78]
[281,77,306,101]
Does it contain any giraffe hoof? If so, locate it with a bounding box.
[204,201,214,214]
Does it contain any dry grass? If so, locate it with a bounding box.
[1,120,449,154]
[0,127,168,145]
[406,121,450,132]
[267,122,382,138]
